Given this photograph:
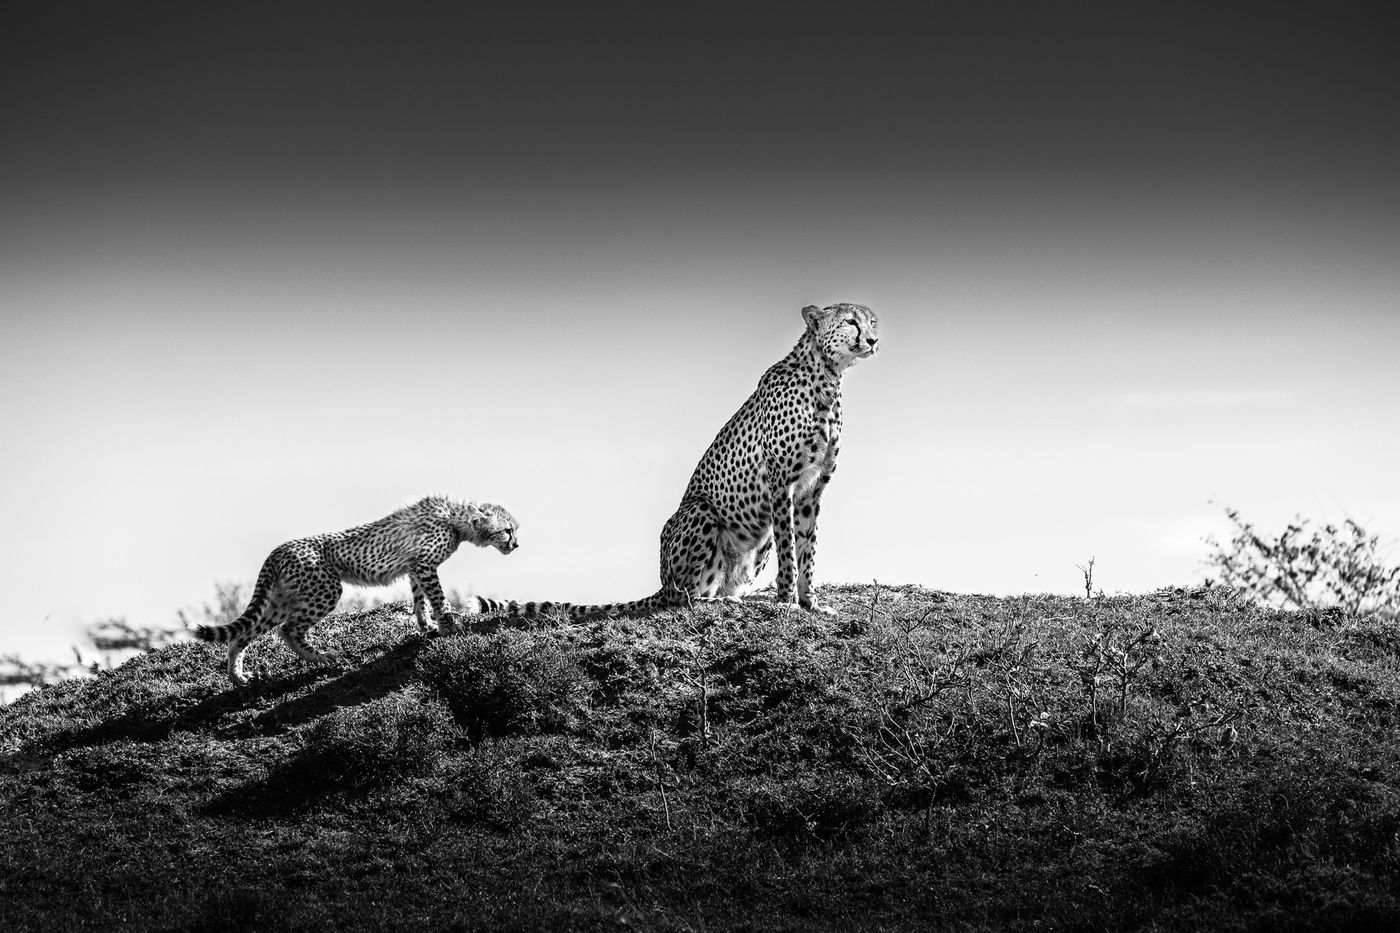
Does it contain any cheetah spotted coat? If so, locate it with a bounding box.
[194,496,518,684]
[479,302,879,620]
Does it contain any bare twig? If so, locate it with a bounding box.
[1075,557,1096,599]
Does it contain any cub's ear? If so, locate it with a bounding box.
[801,304,824,331]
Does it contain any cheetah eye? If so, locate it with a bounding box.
[846,318,858,326]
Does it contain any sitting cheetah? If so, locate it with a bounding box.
[479,302,879,620]
[193,496,519,685]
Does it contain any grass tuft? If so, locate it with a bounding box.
[415,629,587,739]
[297,687,458,788]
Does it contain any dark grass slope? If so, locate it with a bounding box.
[3,585,1400,932]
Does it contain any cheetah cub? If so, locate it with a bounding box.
[194,495,519,685]
[478,302,878,620]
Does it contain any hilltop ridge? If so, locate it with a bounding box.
[3,584,1399,932]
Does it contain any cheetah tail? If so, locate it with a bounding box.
[470,587,689,621]
[468,595,563,618]
[191,555,276,644]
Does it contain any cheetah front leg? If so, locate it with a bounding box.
[770,483,799,606]
[408,572,432,632]
[795,472,836,615]
[413,564,460,636]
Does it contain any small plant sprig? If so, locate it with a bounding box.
[1205,506,1400,618]
[856,649,968,797]
[996,644,1054,751]
[1074,614,1163,742]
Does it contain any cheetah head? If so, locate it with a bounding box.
[802,303,880,372]
[475,503,520,554]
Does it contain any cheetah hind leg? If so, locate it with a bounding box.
[658,496,729,605]
[719,530,771,602]
[276,573,343,672]
[688,526,771,608]
[278,610,341,671]
[226,609,281,686]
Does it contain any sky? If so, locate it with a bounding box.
[2,1,1398,664]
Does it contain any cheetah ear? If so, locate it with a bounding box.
[801,304,824,332]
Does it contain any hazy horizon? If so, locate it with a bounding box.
[3,2,1398,664]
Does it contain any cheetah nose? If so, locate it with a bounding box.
[866,337,878,348]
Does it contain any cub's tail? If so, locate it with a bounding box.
[192,555,277,644]
[470,586,689,621]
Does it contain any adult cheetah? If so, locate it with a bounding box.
[193,496,519,685]
[480,302,879,620]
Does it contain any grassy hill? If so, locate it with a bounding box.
[3,584,1399,932]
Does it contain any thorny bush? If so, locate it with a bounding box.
[1205,506,1400,618]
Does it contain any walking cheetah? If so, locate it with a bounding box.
[478,302,879,620]
[193,496,519,685]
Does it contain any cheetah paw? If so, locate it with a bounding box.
[434,616,465,637]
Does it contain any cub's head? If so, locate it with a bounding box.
[802,303,880,372]
[473,503,520,554]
